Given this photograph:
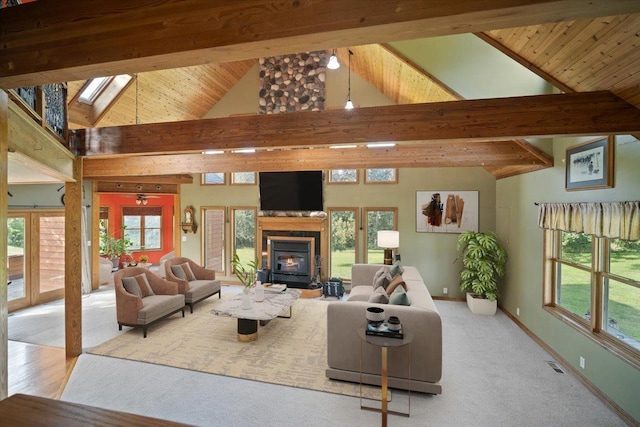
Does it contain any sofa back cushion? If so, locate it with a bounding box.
[351,264,389,287]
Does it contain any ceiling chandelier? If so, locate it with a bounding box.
[327,49,340,70]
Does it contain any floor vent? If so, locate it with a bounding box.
[547,361,565,374]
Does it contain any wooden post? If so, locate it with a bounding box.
[64,157,83,357]
[91,181,100,290]
[0,90,9,399]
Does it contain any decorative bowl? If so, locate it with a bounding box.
[387,316,401,331]
[366,307,385,327]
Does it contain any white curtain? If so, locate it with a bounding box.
[538,201,640,241]
[81,206,92,294]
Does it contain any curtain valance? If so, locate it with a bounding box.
[537,201,640,241]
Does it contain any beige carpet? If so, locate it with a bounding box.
[89,296,386,400]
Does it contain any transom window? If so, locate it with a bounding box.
[328,169,358,184]
[231,172,256,185]
[122,206,162,250]
[365,168,397,184]
[202,173,225,185]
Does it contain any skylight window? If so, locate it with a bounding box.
[78,77,111,105]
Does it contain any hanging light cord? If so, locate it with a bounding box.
[135,73,139,125]
[347,50,352,100]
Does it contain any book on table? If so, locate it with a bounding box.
[366,322,404,339]
[264,284,287,293]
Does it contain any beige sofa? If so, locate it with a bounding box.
[326,264,442,394]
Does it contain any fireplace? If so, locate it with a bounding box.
[269,237,314,288]
[258,215,327,284]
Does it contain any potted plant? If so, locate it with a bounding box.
[138,254,149,264]
[99,225,133,269]
[456,230,507,315]
[231,253,259,289]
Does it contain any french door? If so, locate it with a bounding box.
[8,211,66,312]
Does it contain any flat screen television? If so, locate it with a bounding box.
[259,171,323,211]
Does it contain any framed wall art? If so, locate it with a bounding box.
[565,136,614,191]
[416,191,479,233]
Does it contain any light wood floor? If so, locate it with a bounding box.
[8,341,75,399]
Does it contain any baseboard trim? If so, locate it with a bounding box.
[432,296,464,301]
[499,307,637,427]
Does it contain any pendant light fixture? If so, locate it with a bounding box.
[345,49,354,110]
[327,49,340,70]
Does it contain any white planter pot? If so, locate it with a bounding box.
[466,293,497,315]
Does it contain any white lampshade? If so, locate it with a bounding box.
[377,230,399,248]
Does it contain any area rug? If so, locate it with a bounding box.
[89,296,387,400]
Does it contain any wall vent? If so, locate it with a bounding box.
[546,361,565,374]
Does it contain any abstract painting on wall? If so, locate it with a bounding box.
[416,191,479,233]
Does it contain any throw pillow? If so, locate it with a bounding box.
[177,262,196,281]
[388,286,411,306]
[171,264,187,280]
[386,274,407,295]
[372,267,391,291]
[121,277,142,298]
[134,273,155,296]
[389,263,404,278]
[367,286,389,304]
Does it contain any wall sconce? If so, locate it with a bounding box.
[181,205,197,233]
[377,230,399,265]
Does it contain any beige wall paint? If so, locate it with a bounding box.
[204,56,394,119]
[180,165,496,297]
[496,136,640,421]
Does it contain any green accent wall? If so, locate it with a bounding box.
[497,136,640,421]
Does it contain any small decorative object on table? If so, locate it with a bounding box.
[254,281,264,302]
[366,314,404,339]
[365,306,385,327]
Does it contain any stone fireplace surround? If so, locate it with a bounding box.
[257,214,328,287]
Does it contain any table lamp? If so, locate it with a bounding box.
[377,230,399,265]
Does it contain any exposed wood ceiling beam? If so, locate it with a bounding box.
[95,182,178,194]
[2,1,640,89]
[95,174,193,185]
[83,141,547,178]
[72,91,640,157]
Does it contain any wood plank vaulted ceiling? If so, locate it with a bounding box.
[2,2,640,180]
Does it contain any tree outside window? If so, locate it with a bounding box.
[329,169,358,183]
[365,168,397,183]
[365,208,397,264]
[123,207,162,250]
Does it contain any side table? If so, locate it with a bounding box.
[357,327,414,427]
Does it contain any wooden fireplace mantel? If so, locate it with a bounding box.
[257,216,327,283]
